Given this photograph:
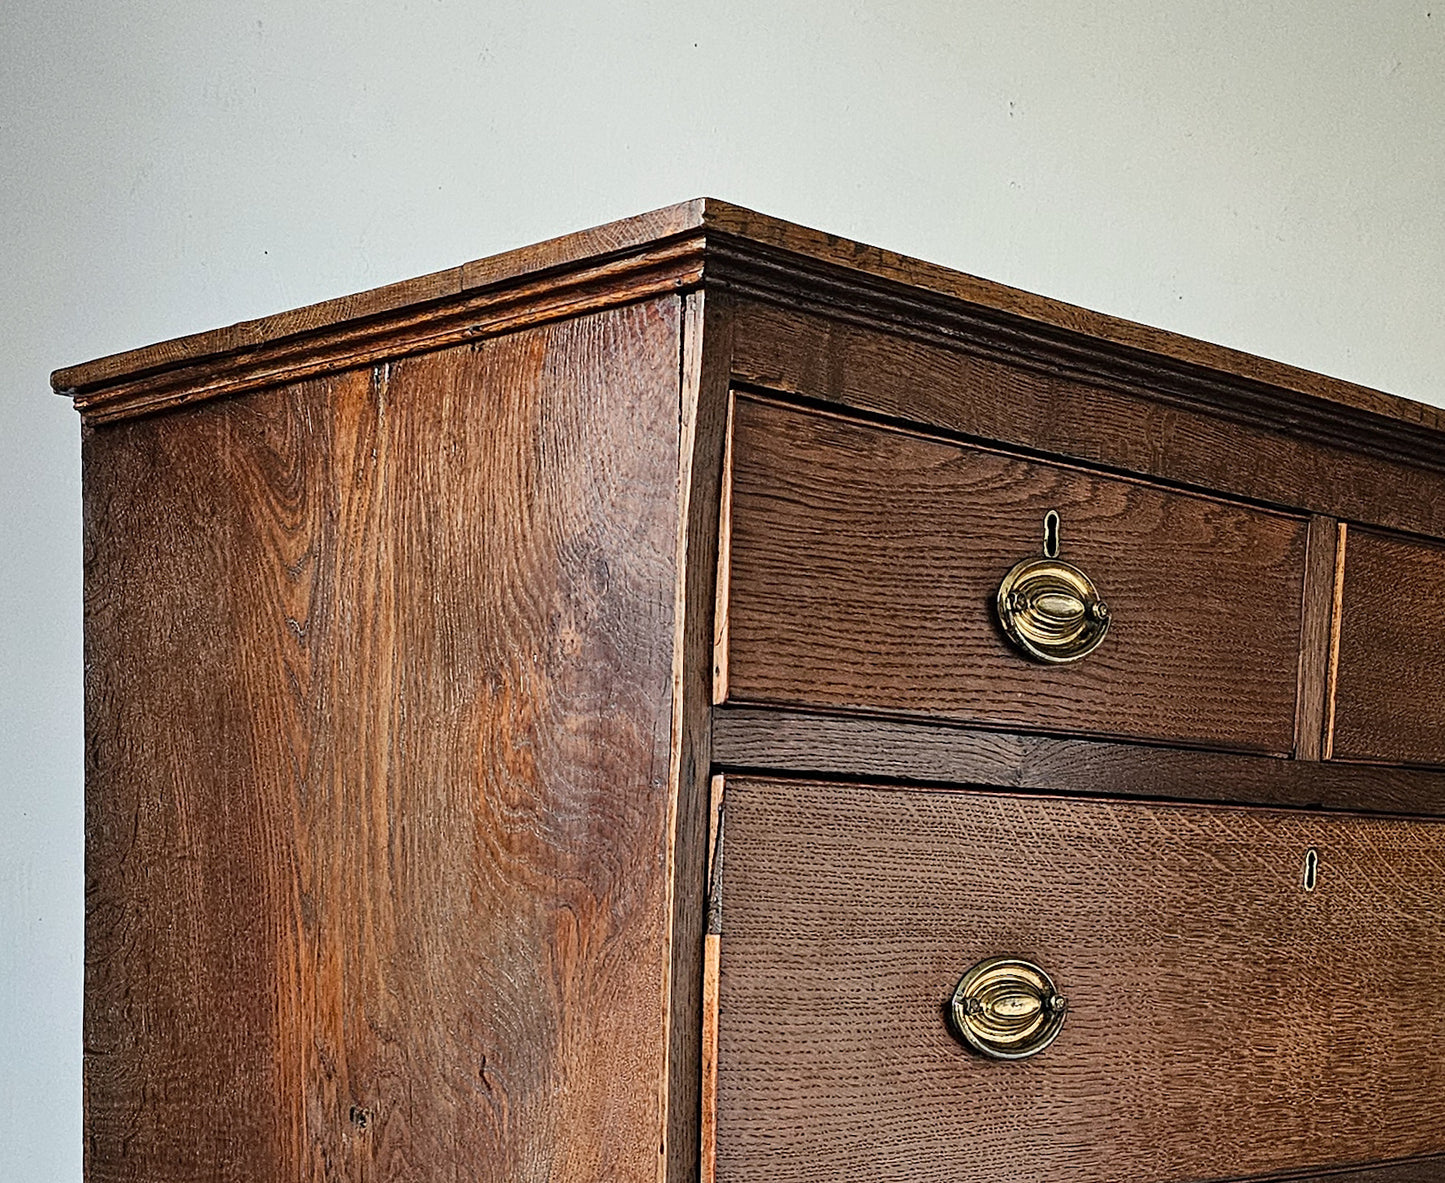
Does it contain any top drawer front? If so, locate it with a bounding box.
[1333,527,1445,765]
[719,394,1308,752]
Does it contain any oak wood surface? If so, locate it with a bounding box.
[68,201,1445,1183]
[83,300,684,1182]
[714,778,1445,1183]
[1274,1163,1445,1183]
[720,393,1308,753]
[54,201,710,395]
[709,707,1445,818]
[56,200,1443,446]
[1294,515,1340,762]
[1332,528,1445,766]
[698,204,1445,439]
[698,776,727,1183]
[63,240,703,425]
[726,300,1445,540]
[662,290,736,1183]
[1324,523,1349,761]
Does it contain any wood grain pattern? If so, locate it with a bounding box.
[709,707,1445,818]
[662,290,736,1183]
[698,776,726,1183]
[1333,528,1445,766]
[55,200,711,394]
[714,778,1445,1183]
[83,299,684,1182]
[1295,515,1341,761]
[699,204,1445,440]
[1325,523,1349,761]
[711,391,736,706]
[720,393,1308,753]
[64,240,703,425]
[726,301,1445,540]
[1279,1162,1445,1183]
[70,202,1445,1183]
[58,201,1445,456]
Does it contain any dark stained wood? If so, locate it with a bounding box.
[56,201,1445,463]
[710,706,1445,818]
[55,199,712,395]
[698,776,726,1183]
[63,239,704,425]
[727,300,1445,540]
[59,200,1445,447]
[662,290,736,1183]
[720,393,1309,753]
[699,204,1445,442]
[1324,523,1349,761]
[1333,528,1445,766]
[715,778,1445,1183]
[1295,515,1340,761]
[69,202,1445,1183]
[710,391,737,705]
[1279,1162,1445,1183]
[83,300,685,1182]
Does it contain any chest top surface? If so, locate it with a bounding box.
[52,198,1444,442]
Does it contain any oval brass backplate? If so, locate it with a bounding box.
[949,956,1067,1061]
[997,557,1110,664]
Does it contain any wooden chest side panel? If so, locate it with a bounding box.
[82,299,683,1182]
[714,778,1445,1183]
[720,394,1308,753]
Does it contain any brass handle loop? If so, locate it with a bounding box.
[949,956,1067,1061]
[996,512,1109,664]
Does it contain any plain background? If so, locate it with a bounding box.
[3,3,1442,1177]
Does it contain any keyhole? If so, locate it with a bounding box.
[1043,510,1061,559]
[1303,847,1319,892]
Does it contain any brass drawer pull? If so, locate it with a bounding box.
[996,510,1109,664]
[949,956,1068,1061]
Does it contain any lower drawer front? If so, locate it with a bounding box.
[715,779,1445,1183]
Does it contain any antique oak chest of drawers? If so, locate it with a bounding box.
[58,201,1445,1183]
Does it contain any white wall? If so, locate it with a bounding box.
[3,3,1441,1176]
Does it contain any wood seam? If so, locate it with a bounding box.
[699,775,726,1183]
[1325,522,1349,761]
[662,291,734,1183]
[1294,515,1340,761]
[725,302,1445,542]
[705,242,1445,475]
[711,705,1445,819]
[711,393,736,706]
[730,385,1315,522]
[60,199,1441,445]
[69,240,706,424]
[656,290,700,1183]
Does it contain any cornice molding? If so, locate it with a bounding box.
[700,231,1445,476]
[60,233,706,424]
[53,199,1444,465]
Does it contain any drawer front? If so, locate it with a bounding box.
[718,394,1308,753]
[714,778,1445,1183]
[1333,527,1445,766]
